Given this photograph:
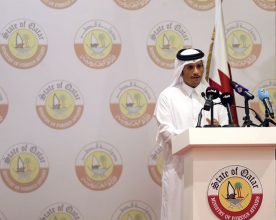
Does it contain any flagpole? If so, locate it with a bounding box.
[205,27,215,81]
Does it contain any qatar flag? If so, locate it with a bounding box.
[206,0,239,124]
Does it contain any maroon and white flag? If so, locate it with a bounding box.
[207,0,238,124]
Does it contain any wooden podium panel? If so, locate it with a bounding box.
[171,127,276,220]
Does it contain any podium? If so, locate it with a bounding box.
[171,127,276,220]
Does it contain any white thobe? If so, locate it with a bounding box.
[154,81,228,220]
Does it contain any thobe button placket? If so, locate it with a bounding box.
[191,90,198,121]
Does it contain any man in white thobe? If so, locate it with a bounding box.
[154,48,229,220]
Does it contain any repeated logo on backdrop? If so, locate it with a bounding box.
[39,202,83,220]
[253,0,276,11]
[74,20,121,69]
[114,0,150,10]
[0,87,8,124]
[208,165,263,220]
[0,19,47,69]
[251,79,276,119]
[75,141,123,191]
[36,80,84,129]
[226,21,261,69]
[41,0,77,9]
[184,0,215,10]
[147,21,192,69]
[110,79,156,128]
[0,143,49,193]
[148,145,164,186]
[112,200,157,220]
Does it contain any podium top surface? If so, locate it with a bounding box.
[171,127,276,155]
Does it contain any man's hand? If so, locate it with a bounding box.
[206,118,219,126]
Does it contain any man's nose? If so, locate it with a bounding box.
[193,66,200,73]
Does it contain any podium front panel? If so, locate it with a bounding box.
[171,128,276,220]
[181,147,275,220]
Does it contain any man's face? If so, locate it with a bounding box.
[181,60,204,88]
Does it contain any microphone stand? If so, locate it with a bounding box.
[258,109,276,127]
[204,101,220,127]
[223,105,237,127]
[242,97,259,127]
[234,105,263,124]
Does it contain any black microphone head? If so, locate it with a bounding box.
[201,92,206,99]
[220,92,233,107]
[206,87,219,99]
[230,81,238,89]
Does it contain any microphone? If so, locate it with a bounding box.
[258,88,274,118]
[203,87,220,127]
[230,81,254,100]
[220,92,236,126]
[196,108,204,128]
[196,92,221,128]
[204,87,220,111]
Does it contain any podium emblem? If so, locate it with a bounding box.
[208,165,263,220]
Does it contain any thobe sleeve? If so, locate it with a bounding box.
[217,103,229,126]
[155,93,183,145]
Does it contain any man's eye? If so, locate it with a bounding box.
[196,64,203,68]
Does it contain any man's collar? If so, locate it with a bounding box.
[180,82,206,97]
[180,82,194,97]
